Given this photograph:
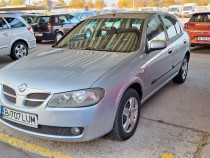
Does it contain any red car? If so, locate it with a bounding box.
[184,10,210,46]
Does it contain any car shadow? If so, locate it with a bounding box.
[191,46,210,54]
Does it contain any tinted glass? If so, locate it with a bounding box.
[161,16,177,39]
[57,15,69,24]
[57,18,143,52]
[190,13,210,22]
[5,18,25,28]
[23,16,34,24]
[147,16,166,46]
[0,18,9,30]
[35,16,50,23]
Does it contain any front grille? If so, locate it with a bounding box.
[0,116,84,136]
[24,93,50,107]
[3,85,16,104]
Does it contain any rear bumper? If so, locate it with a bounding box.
[34,32,55,41]
[185,30,210,45]
[28,39,36,49]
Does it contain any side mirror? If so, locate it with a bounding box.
[150,40,167,51]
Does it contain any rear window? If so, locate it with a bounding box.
[4,18,25,28]
[35,16,50,23]
[190,13,210,22]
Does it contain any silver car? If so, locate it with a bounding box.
[0,11,190,141]
[0,14,36,60]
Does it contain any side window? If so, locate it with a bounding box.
[4,18,25,28]
[161,15,177,39]
[171,17,182,35]
[81,13,87,19]
[147,16,166,47]
[58,16,68,24]
[0,18,9,30]
[68,16,80,24]
[54,16,59,23]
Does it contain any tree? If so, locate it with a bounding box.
[94,0,106,9]
[0,0,6,5]
[69,0,85,8]
[9,0,26,5]
[56,0,66,6]
[87,0,94,9]
[118,0,132,8]
[162,0,176,7]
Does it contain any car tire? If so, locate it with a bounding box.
[109,88,141,141]
[36,40,42,43]
[10,42,28,60]
[55,32,63,43]
[173,55,189,84]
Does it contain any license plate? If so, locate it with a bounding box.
[35,33,43,37]
[1,106,38,128]
[197,37,210,41]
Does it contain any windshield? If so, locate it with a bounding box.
[34,16,50,23]
[190,13,210,22]
[71,12,81,18]
[57,18,143,53]
[183,6,192,11]
[168,8,178,11]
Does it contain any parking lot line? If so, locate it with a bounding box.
[0,133,72,158]
[161,153,175,158]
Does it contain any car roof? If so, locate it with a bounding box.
[193,10,210,14]
[0,13,22,18]
[89,11,168,20]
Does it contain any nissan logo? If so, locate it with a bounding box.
[19,83,27,92]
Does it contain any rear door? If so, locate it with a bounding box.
[143,16,173,97]
[0,17,12,56]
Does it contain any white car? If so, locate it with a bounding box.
[0,14,36,60]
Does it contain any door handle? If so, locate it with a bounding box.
[168,48,172,54]
[183,39,186,43]
[3,32,8,36]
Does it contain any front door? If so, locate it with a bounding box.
[142,16,173,98]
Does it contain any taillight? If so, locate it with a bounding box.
[28,27,34,34]
[184,22,196,28]
[47,24,53,30]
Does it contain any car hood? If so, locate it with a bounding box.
[0,48,133,93]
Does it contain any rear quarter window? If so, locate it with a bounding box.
[4,18,26,28]
[0,18,9,30]
[190,13,210,22]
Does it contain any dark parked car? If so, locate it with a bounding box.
[71,11,97,21]
[31,14,80,43]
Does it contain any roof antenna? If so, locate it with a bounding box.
[113,11,117,16]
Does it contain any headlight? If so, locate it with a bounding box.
[48,88,104,108]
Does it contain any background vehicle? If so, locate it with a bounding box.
[182,3,197,18]
[21,14,40,25]
[0,12,190,142]
[71,11,97,21]
[185,10,210,46]
[0,14,36,60]
[168,5,183,17]
[32,14,80,43]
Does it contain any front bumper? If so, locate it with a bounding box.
[0,86,116,142]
